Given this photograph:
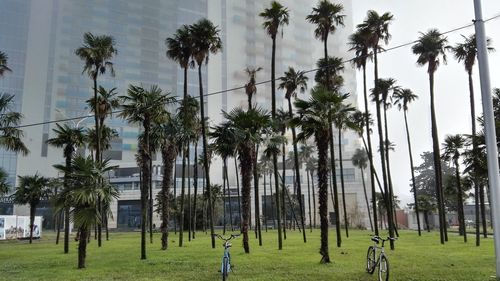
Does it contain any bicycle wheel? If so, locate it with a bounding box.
[222,256,229,281]
[366,246,376,274]
[378,254,389,281]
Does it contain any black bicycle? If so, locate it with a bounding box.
[366,235,396,281]
[213,233,240,281]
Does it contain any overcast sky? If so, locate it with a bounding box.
[350,0,500,206]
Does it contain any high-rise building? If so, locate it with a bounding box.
[1,0,371,230]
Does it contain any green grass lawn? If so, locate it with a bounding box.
[0,228,496,281]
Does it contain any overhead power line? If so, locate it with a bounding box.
[10,13,500,130]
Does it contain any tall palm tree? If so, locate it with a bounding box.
[189,18,222,249]
[351,148,373,231]
[11,174,51,244]
[442,134,467,243]
[75,32,116,247]
[58,156,118,268]
[244,67,263,110]
[0,94,29,155]
[47,124,85,253]
[260,1,289,250]
[278,67,308,242]
[451,34,494,242]
[75,32,116,165]
[0,51,12,77]
[358,10,394,246]
[292,86,343,264]
[306,0,345,91]
[152,115,180,250]
[119,84,174,259]
[221,107,271,253]
[393,88,421,235]
[348,26,379,235]
[412,29,449,244]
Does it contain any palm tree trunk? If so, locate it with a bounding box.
[383,105,399,238]
[173,157,178,235]
[311,170,317,228]
[329,125,341,247]
[241,144,253,253]
[281,142,287,240]
[454,160,467,243]
[288,98,306,242]
[424,211,430,232]
[468,70,481,246]
[64,207,70,253]
[404,109,421,236]
[360,167,373,231]
[29,204,35,244]
[197,64,215,249]
[271,35,283,249]
[317,130,330,263]
[149,156,153,244]
[270,171,276,229]
[78,227,88,269]
[479,184,487,238]
[161,143,176,250]
[193,143,198,239]
[225,159,233,231]
[92,75,103,248]
[187,146,192,241]
[373,49,394,249]
[234,157,242,229]
[338,128,349,238]
[179,144,187,247]
[253,145,262,245]
[56,212,62,244]
[361,64,379,236]
[140,121,151,260]
[429,71,446,244]
[264,171,268,232]
[223,158,227,235]
[307,170,312,232]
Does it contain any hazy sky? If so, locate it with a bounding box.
[350,0,500,205]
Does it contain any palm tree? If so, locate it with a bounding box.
[260,1,289,250]
[59,156,118,268]
[292,86,343,264]
[412,29,449,244]
[306,0,345,90]
[75,32,117,165]
[119,84,174,259]
[348,26,379,235]
[11,174,50,244]
[47,124,85,253]
[352,148,373,231]
[314,56,345,91]
[0,51,12,77]
[0,94,29,155]
[189,18,222,249]
[358,10,394,246]
[393,88,421,235]
[0,169,9,196]
[451,34,494,242]
[244,67,263,110]
[75,33,116,247]
[442,134,467,243]
[278,67,308,242]
[221,107,271,253]
[152,116,180,250]
[274,108,289,239]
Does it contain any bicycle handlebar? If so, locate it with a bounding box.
[370,235,397,243]
[213,233,240,242]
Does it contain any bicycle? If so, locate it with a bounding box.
[213,233,240,281]
[366,235,396,281]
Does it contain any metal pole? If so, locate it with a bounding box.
[473,0,500,278]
